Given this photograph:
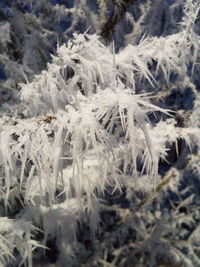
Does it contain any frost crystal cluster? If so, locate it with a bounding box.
[0,0,200,266]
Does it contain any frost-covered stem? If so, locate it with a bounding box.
[137,169,178,210]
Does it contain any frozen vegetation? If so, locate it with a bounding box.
[0,0,200,266]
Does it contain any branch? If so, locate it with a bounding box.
[100,0,133,41]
